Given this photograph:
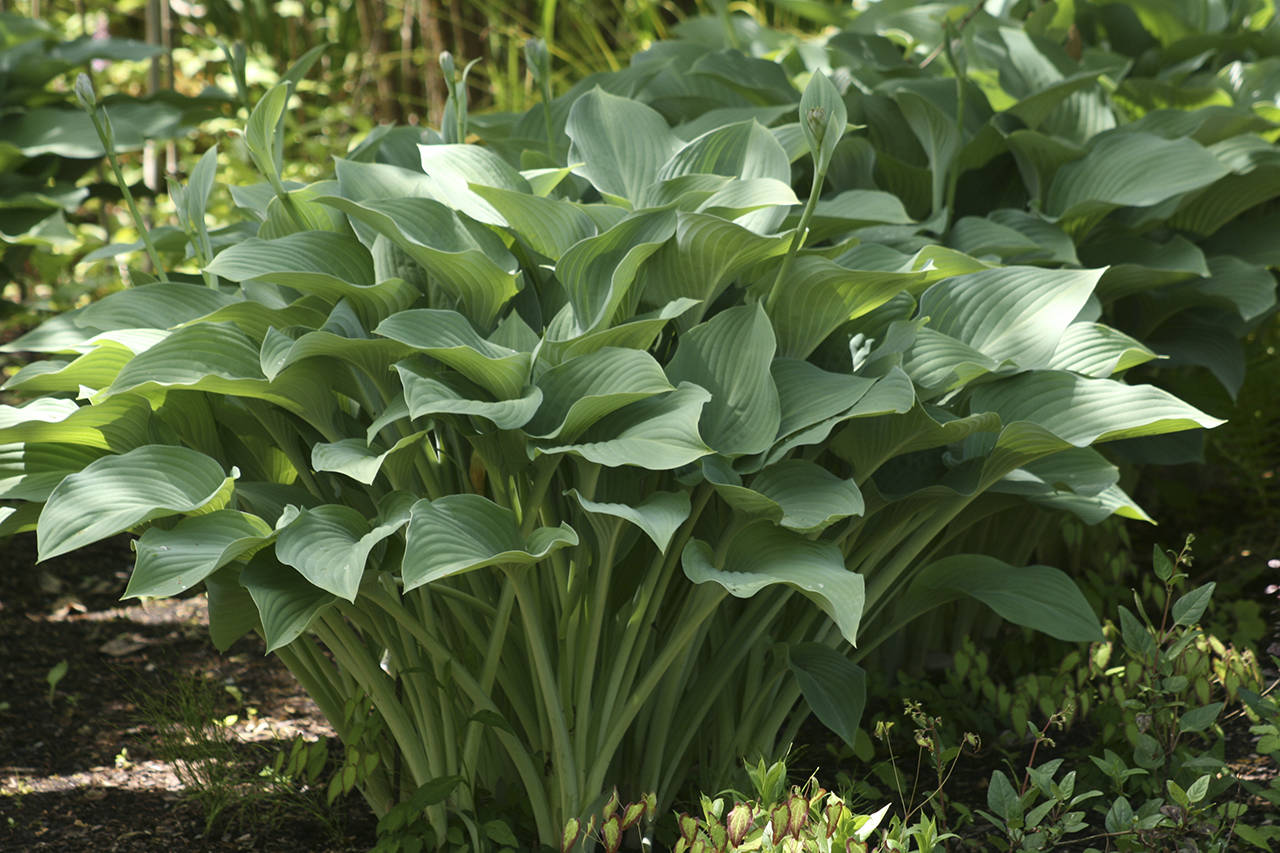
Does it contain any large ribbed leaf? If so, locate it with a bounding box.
[0,443,109,501]
[557,209,676,335]
[789,643,867,751]
[37,445,236,560]
[704,458,863,533]
[1045,133,1229,230]
[241,552,336,652]
[537,383,712,469]
[0,396,152,451]
[683,521,864,645]
[896,90,961,217]
[72,282,238,331]
[641,213,792,312]
[3,340,136,393]
[1046,323,1158,377]
[566,87,682,205]
[401,494,577,590]
[564,489,691,553]
[377,309,531,399]
[899,555,1103,642]
[126,510,272,599]
[418,143,529,226]
[317,196,519,327]
[917,266,1104,368]
[972,372,1224,448]
[527,347,673,440]
[666,304,779,457]
[768,255,925,359]
[396,359,542,430]
[469,184,597,259]
[206,231,416,319]
[311,433,426,486]
[542,298,699,364]
[275,500,412,601]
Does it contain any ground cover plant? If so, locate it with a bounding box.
[2,0,1278,850]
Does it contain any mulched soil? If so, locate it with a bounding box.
[0,534,376,852]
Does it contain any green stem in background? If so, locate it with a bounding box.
[75,73,164,278]
[941,20,966,229]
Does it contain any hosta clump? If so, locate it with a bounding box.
[0,67,1221,846]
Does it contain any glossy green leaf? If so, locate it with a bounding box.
[241,552,336,651]
[127,510,272,599]
[902,555,1104,642]
[683,521,864,645]
[536,383,712,469]
[275,502,411,601]
[788,643,866,750]
[566,87,682,205]
[666,304,779,457]
[37,445,236,560]
[401,494,577,590]
[564,489,691,553]
[377,309,531,399]
[528,347,673,440]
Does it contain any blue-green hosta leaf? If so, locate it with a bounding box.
[788,643,867,751]
[948,216,1045,260]
[918,266,1104,368]
[317,196,519,327]
[704,458,863,533]
[759,368,918,473]
[768,255,926,359]
[641,212,792,313]
[902,327,1001,396]
[1045,133,1229,233]
[0,396,152,451]
[104,322,287,404]
[2,340,136,394]
[527,347,673,440]
[566,87,682,205]
[666,304,780,458]
[258,324,411,383]
[72,282,239,333]
[206,231,415,322]
[807,190,914,242]
[564,489,690,553]
[333,156,438,209]
[683,521,864,645]
[418,143,529,226]
[188,297,329,343]
[831,403,1001,484]
[987,209,1078,265]
[1047,323,1158,377]
[895,90,961,216]
[557,209,676,336]
[1187,256,1277,323]
[395,359,540,430]
[241,552,336,652]
[695,178,799,224]
[37,445,236,560]
[972,372,1224,449]
[773,358,879,439]
[799,71,848,175]
[245,82,288,184]
[311,433,427,486]
[901,555,1103,642]
[536,383,712,469]
[469,183,597,259]
[657,119,791,184]
[542,298,700,365]
[205,567,259,651]
[377,309,530,399]
[401,494,578,591]
[0,443,109,501]
[275,501,412,601]
[126,510,273,599]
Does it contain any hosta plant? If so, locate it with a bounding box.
[0,61,1222,847]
